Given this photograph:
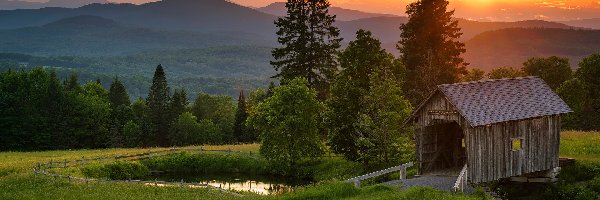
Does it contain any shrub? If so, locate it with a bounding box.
[588,176,600,194]
[139,152,270,175]
[81,161,149,180]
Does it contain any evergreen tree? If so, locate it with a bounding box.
[271,0,342,99]
[146,64,171,147]
[233,90,251,143]
[170,88,188,123]
[64,72,80,92]
[108,77,133,147]
[109,77,131,107]
[327,30,403,161]
[398,0,467,105]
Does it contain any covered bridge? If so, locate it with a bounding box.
[405,76,572,183]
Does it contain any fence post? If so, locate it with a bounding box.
[353,180,361,187]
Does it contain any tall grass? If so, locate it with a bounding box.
[560,131,600,162]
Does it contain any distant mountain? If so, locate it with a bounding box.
[559,18,600,30]
[0,46,275,98]
[0,0,277,36]
[464,28,600,70]
[256,2,398,21]
[335,17,578,55]
[0,0,108,10]
[0,15,274,56]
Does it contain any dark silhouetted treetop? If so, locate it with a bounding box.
[271,0,342,99]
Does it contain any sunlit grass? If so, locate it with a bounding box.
[560,131,600,163]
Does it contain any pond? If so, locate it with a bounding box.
[149,173,312,195]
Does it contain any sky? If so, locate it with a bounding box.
[19,0,600,21]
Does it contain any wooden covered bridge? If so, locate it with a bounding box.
[404,76,572,184]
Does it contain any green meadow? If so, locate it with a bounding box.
[2,131,599,200]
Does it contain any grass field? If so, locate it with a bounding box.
[1,131,598,199]
[559,131,600,162]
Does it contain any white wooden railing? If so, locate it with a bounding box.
[453,164,468,192]
[346,162,413,187]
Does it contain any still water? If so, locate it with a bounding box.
[150,173,311,195]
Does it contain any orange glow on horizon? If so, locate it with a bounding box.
[102,0,599,21]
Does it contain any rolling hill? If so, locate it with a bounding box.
[559,18,600,30]
[464,28,600,70]
[0,0,277,35]
[0,15,274,56]
[256,2,398,21]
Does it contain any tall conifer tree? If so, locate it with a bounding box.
[398,0,467,105]
[146,65,171,147]
[271,0,342,99]
[109,77,130,107]
[233,90,250,143]
[108,77,132,147]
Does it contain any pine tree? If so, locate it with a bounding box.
[170,88,188,123]
[146,64,171,147]
[64,72,80,92]
[271,0,342,99]
[398,0,467,105]
[108,77,133,147]
[109,77,131,107]
[233,90,250,143]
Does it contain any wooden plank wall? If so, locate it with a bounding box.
[412,91,561,184]
[465,115,561,183]
[414,92,470,174]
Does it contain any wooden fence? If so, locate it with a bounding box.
[453,164,468,192]
[346,162,414,187]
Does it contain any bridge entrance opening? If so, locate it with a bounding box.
[419,121,466,175]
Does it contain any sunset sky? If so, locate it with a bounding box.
[27,0,600,21]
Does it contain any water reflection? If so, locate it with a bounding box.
[204,179,293,195]
[151,173,309,195]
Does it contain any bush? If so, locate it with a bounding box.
[139,152,270,175]
[81,161,149,180]
[560,161,600,183]
[588,177,600,194]
[545,183,598,200]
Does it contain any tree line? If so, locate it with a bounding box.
[0,65,260,151]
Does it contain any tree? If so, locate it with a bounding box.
[271,0,342,99]
[556,78,586,130]
[487,67,526,79]
[169,112,202,146]
[191,93,236,144]
[574,54,600,130]
[462,68,486,82]
[109,77,131,107]
[398,0,467,105]
[522,56,572,90]
[327,30,404,161]
[247,78,325,170]
[108,77,133,147]
[357,67,413,168]
[64,72,81,92]
[233,90,252,143]
[146,64,171,147]
[170,88,188,123]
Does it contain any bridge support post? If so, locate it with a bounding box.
[353,180,360,187]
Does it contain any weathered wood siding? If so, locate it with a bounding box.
[413,92,470,173]
[412,91,562,184]
[465,115,561,183]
